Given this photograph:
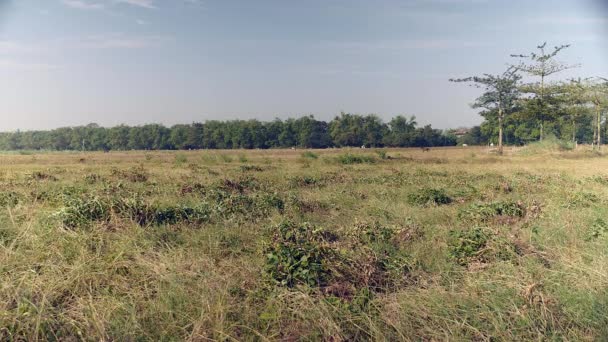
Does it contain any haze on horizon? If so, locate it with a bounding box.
[0,0,607,131]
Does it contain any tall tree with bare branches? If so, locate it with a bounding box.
[511,42,576,141]
[450,66,521,155]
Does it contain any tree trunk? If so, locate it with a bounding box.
[539,74,545,142]
[593,119,597,149]
[498,108,503,156]
[597,105,602,150]
[572,120,576,143]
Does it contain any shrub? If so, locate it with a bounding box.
[407,188,452,206]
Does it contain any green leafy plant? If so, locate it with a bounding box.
[458,201,525,221]
[336,153,376,165]
[265,221,334,287]
[407,188,452,206]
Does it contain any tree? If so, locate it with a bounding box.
[586,78,608,149]
[450,66,521,155]
[511,42,576,141]
[385,115,417,147]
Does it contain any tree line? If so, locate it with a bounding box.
[454,42,608,154]
[0,113,457,151]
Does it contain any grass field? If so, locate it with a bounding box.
[1,146,607,340]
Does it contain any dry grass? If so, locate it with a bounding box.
[0,146,607,340]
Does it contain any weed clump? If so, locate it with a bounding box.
[30,171,57,181]
[265,220,415,296]
[55,196,112,228]
[54,195,212,228]
[83,173,104,184]
[407,188,452,206]
[448,228,515,265]
[336,153,376,165]
[289,175,321,188]
[301,151,319,159]
[111,166,148,182]
[519,134,575,155]
[458,200,525,222]
[240,165,264,172]
[0,191,22,208]
[375,150,389,160]
[586,218,608,241]
[265,221,335,287]
[174,153,188,165]
[563,191,601,208]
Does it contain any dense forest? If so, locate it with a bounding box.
[0,113,457,151]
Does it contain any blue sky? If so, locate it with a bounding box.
[0,0,606,130]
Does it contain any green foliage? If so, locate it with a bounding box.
[0,115,456,151]
[407,188,452,206]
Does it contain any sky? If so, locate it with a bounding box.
[0,0,607,131]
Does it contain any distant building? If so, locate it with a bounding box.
[452,128,470,138]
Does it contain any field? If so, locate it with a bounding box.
[1,146,607,340]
